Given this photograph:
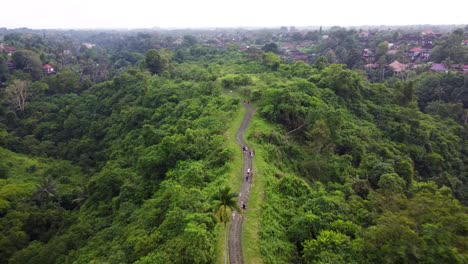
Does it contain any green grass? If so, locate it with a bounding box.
[215,97,246,264]
[0,147,53,210]
[0,147,85,207]
[0,147,49,183]
[214,224,227,264]
[241,115,277,264]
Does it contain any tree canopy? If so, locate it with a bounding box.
[0,28,466,264]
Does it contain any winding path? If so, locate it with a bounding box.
[229,102,254,264]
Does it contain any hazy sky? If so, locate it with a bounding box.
[2,0,467,29]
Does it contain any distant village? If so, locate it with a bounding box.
[0,25,467,87]
[186,26,468,76]
[357,29,468,75]
[0,41,96,76]
[220,27,468,75]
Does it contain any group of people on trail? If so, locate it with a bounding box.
[246,168,253,183]
[236,100,253,215]
[242,145,255,184]
[241,144,256,212]
[242,146,255,158]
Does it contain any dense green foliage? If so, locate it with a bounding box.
[246,60,467,263]
[0,28,466,263]
[0,52,244,262]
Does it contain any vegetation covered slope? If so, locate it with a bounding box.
[0,147,85,262]
[0,36,466,263]
[0,55,243,263]
[245,61,467,263]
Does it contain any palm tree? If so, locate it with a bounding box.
[213,186,240,264]
[72,185,89,209]
[33,177,57,208]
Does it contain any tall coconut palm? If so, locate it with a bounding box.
[213,186,240,264]
[33,177,57,208]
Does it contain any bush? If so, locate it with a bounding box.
[0,163,8,179]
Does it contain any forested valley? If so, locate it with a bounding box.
[0,27,467,263]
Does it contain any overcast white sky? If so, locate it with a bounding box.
[1,0,467,29]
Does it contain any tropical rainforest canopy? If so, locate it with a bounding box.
[0,27,466,263]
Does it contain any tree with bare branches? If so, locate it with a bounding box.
[5,79,30,112]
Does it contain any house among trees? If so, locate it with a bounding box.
[386,50,399,56]
[422,42,434,50]
[82,42,95,49]
[430,63,447,72]
[362,48,374,63]
[281,43,296,51]
[1,44,16,56]
[364,63,378,69]
[449,64,468,73]
[408,47,422,58]
[287,49,309,62]
[421,29,435,35]
[389,60,406,73]
[42,64,55,75]
[408,47,430,62]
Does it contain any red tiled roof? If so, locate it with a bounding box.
[389,61,406,72]
[42,64,52,69]
[281,43,295,49]
[410,47,422,52]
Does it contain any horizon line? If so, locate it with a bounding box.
[1,23,466,31]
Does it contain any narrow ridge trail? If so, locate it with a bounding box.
[229,102,255,264]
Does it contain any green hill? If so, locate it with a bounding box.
[0,40,466,263]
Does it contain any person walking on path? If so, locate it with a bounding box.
[229,99,255,264]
